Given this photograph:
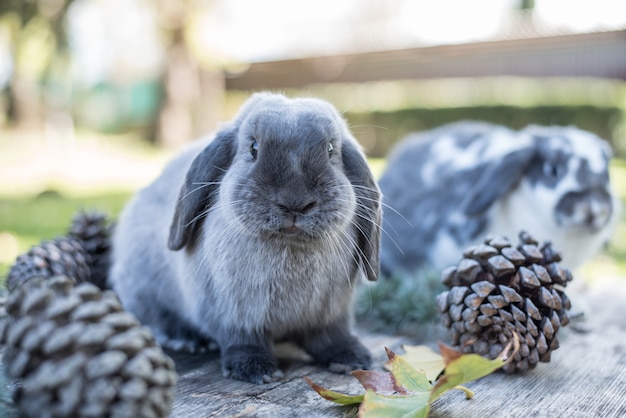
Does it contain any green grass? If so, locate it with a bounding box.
[0,128,168,282]
[0,191,131,280]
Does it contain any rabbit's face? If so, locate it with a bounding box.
[218,98,356,241]
[523,126,614,232]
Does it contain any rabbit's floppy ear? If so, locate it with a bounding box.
[168,126,237,250]
[461,146,535,216]
[342,138,382,282]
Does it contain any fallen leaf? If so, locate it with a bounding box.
[351,370,404,396]
[438,342,463,366]
[391,344,446,382]
[385,347,432,393]
[430,334,520,403]
[303,376,364,405]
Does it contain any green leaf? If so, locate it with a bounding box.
[391,344,446,382]
[430,334,520,402]
[385,348,432,393]
[358,349,432,417]
[359,390,430,418]
[302,376,364,405]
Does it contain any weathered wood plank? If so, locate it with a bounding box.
[168,333,408,418]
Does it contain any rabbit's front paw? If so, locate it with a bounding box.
[325,340,371,374]
[304,334,371,373]
[222,344,282,384]
[298,323,372,373]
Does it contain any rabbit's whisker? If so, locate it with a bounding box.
[319,230,354,289]
[177,182,216,204]
[330,184,413,228]
[333,197,404,256]
[332,211,377,281]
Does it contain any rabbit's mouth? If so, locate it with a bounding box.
[280,224,300,234]
[266,215,306,237]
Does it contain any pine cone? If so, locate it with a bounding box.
[436,231,572,373]
[1,275,177,418]
[67,211,113,290]
[6,238,90,292]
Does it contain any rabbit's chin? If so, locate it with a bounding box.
[278,225,303,235]
[259,228,314,242]
[260,225,325,243]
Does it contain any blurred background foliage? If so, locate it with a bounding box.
[1,0,626,281]
[347,102,623,158]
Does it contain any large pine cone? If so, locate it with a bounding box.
[1,275,177,418]
[67,211,113,290]
[436,231,572,373]
[7,211,112,291]
[7,238,90,292]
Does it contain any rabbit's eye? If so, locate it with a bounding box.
[543,161,564,178]
[250,139,258,160]
[327,142,334,158]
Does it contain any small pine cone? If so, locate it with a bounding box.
[1,275,177,418]
[436,231,572,373]
[67,211,113,290]
[7,238,91,292]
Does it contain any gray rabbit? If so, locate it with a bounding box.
[379,121,616,277]
[108,93,381,384]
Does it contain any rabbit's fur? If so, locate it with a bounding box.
[379,121,616,276]
[109,93,382,383]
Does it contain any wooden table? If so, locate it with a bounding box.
[2,278,626,417]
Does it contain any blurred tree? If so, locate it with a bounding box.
[0,0,75,128]
[152,0,224,148]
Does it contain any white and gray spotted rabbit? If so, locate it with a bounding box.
[109,93,382,383]
[379,121,616,277]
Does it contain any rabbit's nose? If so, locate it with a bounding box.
[278,200,317,215]
[298,200,317,214]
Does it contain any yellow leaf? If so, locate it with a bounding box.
[390,345,446,382]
